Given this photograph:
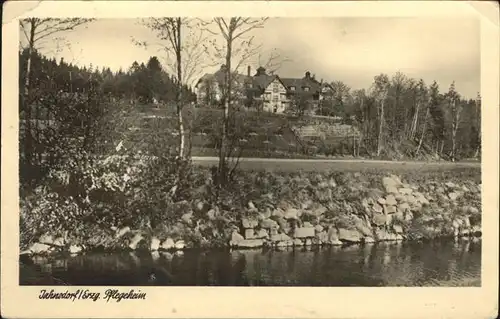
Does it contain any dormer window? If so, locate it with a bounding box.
[304,87,310,92]
[290,86,296,91]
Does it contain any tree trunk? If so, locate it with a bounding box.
[218,35,232,184]
[416,105,430,156]
[23,19,36,167]
[176,18,185,159]
[410,101,420,140]
[377,94,385,157]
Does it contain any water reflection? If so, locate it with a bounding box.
[20,239,481,287]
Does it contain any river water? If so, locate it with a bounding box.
[20,238,481,286]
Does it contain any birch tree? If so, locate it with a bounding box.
[371,74,390,157]
[20,18,93,165]
[446,81,462,161]
[137,18,207,159]
[409,79,428,140]
[199,17,268,185]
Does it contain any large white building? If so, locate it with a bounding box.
[194,65,333,114]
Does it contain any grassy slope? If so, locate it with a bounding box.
[111,103,356,158]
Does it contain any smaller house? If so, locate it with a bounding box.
[194,65,248,107]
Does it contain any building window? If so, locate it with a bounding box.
[272,82,279,93]
[273,95,279,102]
[304,87,310,92]
[290,86,296,91]
[273,105,278,113]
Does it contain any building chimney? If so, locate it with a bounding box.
[305,71,311,79]
[247,66,251,77]
[256,66,266,76]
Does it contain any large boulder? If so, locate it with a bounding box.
[385,194,397,206]
[372,213,387,226]
[260,219,278,229]
[372,203,383,213]
[375,228,389,241]
[414,192,429,205]
[316,231,328,244]
[128,233,144,250]
[39,234,55,245]
[284,208,301,220]
[399,202,410,212]
[161,238,175,250]
[255,229,269,239]
[338,228,362,243]
[271,233,291,242]
[242,218,258,229]
[115,226,131,238]
[236,239,263,248]
[384,205,397,214]
[272,208,285,219]
[382,175,402,194]
[392,224,404,234]
[327,227,342,245]
[353,216,373,237]
[244,229,255,239]
[294,227,315,238]
[27,242,52,255]
[150,237,161,251]
[69,245,83,254]
[229,231,245,246]
[364,236,375,244]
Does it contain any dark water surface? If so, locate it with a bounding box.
[20,239,481,287]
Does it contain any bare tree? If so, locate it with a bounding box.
[415,92,431,156]
[20,18,93,165]
[136,18,208,159]
[199,17,268,185]
[446,82,462,161]
[409,79,428,140]
[370,74,390,157]
[257,49,292,75]
[474,92,481,158]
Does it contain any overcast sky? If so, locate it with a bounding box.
[23,17,480,99]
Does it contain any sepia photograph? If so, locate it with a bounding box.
[16,16,485,287]
[2,1,499,318]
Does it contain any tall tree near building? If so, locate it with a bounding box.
[200,17,268,185]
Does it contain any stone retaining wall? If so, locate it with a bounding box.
[22,173,482,255]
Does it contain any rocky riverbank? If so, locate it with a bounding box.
[21,169,482,256]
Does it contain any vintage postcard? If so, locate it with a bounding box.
[1,1,499,318]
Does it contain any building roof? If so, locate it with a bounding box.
[195,65,249,88]
[196,65,326,97]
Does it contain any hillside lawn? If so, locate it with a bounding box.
[113,103,363,159]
